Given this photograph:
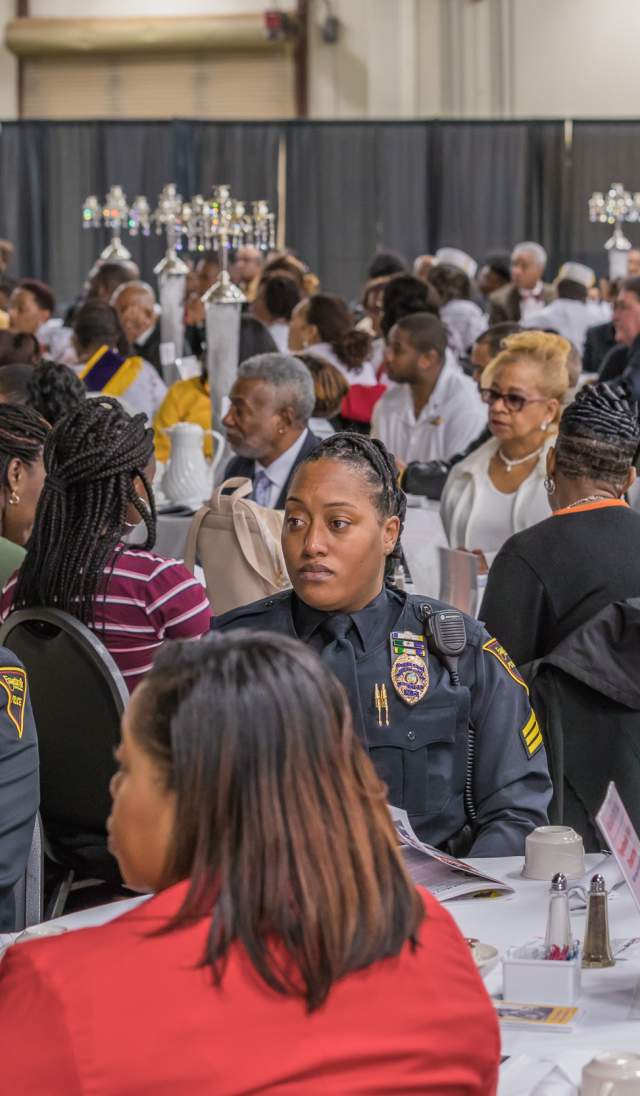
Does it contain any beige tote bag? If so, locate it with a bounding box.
[183,477,291,615]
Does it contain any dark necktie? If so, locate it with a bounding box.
[320,614,366,742]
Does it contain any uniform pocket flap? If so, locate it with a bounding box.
[395,705,458,751]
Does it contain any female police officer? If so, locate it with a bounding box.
[214,433,552,856]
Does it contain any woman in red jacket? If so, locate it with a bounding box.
[0,632,500,1095]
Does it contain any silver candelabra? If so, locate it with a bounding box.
[82,185,134,261]
[589,182,640,278]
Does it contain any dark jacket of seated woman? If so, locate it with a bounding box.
[0,632,499,1095]
[481,380,640,667]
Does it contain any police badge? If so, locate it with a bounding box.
[389,631,429,706]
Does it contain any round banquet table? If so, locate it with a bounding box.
[8,853,638,1095]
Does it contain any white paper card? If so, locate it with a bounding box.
[596,781,640,916]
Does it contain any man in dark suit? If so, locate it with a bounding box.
[583,319,617,374]
[489,242,555,325]
[223,352,320,508]
[599,278,640,397]
[112,281,163,376]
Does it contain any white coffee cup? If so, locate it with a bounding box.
[523,825,585,880]
[581,1053,640,1095]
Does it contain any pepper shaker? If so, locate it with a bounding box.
[582,873,615,969]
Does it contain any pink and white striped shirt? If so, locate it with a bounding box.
[0,548,212,692]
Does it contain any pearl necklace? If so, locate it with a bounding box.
[497,444,545,472]
[561,495,611,511]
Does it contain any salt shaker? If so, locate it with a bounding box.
[582,873,615,969]
[544,871,573,958]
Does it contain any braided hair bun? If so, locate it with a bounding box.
[556,381,640,489]
[560,380,640,445]
[300,432,406,578]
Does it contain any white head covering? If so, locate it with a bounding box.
[557,262,596,289]
[434,247,478,280]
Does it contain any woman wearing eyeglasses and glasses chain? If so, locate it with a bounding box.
[440,331,570,568]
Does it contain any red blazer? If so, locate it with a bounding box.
[0,883,499,1094]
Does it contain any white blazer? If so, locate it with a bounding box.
[440,434,556,565]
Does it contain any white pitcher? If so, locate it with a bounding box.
[161,423,214,510]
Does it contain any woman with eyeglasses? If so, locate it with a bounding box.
[481,381,640,666]
[0,632,500,1093]
[440,331,570,567]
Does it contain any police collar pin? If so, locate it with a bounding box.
[390,631,429,706]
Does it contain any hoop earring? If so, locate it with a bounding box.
[544,475,555,495]
[8,491,20,506]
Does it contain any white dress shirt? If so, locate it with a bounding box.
[521,298,611,353]
[371,359,487,464]
[518,281,546,320]
[268,321,290,353]
[440,300,488,358]
[306,342,379,387]
[254,428,309,509]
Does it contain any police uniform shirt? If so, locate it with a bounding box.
[0,651,39,932]
[214,588,552,857]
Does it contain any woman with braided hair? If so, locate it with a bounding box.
[1,397,211,690]
[481,381,640,665]
[215,432,552,856]
[0,404,49,585]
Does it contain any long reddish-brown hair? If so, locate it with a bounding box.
[135,630,424,1012]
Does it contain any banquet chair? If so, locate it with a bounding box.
[0,608,128,917]
[11,813,43,932]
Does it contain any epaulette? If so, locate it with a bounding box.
[214,590,291,629]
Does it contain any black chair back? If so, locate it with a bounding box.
[0,608,128,859]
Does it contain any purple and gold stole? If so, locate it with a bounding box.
[79,345,143,397]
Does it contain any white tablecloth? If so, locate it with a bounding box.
[401,500,447,598]
[19,854,639,1095]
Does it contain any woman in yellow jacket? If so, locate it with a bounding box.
[153,316,277,463]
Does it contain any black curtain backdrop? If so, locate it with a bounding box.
[0,119,281,303]
[0,117,630,307]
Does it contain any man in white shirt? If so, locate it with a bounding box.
[489,242,555,325]
[223,353,320,508]
[521,262,610,353]
[371,313,487,464]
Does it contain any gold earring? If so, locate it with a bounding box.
[9,491,20,505]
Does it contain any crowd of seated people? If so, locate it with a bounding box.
[0,232,640,1089]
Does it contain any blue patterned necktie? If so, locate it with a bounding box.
[253,469,272,507]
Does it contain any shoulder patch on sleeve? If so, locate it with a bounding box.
[520,709,543,758]
[482,636,529,692]
[0,666,27,738]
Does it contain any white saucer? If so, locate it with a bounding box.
[467,939,499,971]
